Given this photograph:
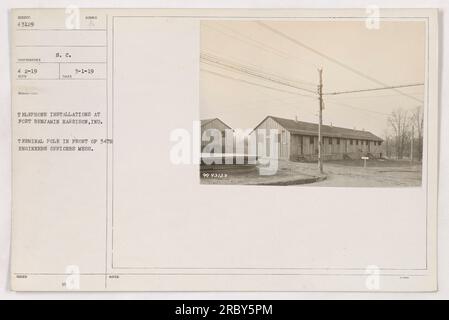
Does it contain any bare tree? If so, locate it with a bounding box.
[388,108,411,159]
[382,129,393,158]
[411,106,424,161]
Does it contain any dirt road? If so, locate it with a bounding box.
[294,159,422,187]
[201,159,422,187]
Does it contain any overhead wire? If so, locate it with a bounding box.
[203,23,320,72]
[201,68,318,99]
[256,21,424,104]
[324,83,424,96]
[201,52,318,95]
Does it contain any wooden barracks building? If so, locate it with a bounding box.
[253,116,383,161]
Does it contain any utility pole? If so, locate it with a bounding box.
[317,68,323,173]
[410,125,414,164]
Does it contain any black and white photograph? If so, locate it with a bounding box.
[200,20,426,187]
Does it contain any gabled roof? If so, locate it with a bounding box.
[255,116,383,141]
[200,118,232,130]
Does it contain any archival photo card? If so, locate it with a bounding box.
[9,8,438,292]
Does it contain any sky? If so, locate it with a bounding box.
[200,20,426,138]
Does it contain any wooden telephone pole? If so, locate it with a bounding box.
[318,68,324,173]
[410,125,414,163]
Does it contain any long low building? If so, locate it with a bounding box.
[254,116,384,161]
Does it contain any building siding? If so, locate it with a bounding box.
[255,117,290,159]
[201,119,233,153]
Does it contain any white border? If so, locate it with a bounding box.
[0,0,445,299]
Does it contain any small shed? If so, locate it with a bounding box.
[201,118,233,153]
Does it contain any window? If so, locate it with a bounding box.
[310,136,314,144]
[356,140,359,145]
[350,139,353,145]
[337,138,340,145]
[329,137,333,145]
